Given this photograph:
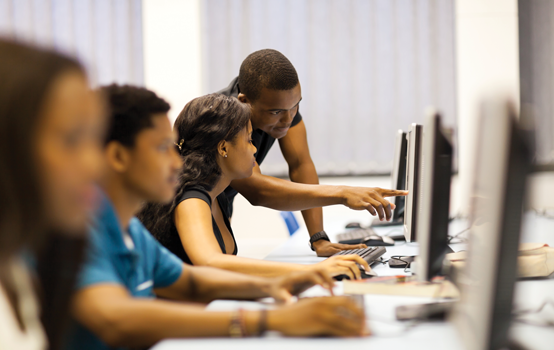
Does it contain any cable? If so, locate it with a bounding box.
[512,299,554,328]
[513,299,554,316]
[389,255,415,273]
[447,226,471,244]
[530,208,554,220]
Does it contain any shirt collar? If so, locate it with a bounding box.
[93,189,134,255]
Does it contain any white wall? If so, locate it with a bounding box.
[454,0,520,216]
[142,0,202,124]
[141,0,553,214]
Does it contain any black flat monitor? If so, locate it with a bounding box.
[371,130,407,227]
[416,110,453,282]
[403,123,423,242]
[450,98,532,350]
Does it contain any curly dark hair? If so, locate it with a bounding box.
[100,84,170,147]
[238,49,299,101]
[138,94,251,246]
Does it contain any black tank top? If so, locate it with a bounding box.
[163,186,238,265]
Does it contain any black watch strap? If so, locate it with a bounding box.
[309,231,330,251]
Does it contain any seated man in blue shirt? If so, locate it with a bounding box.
[67,84,366,350]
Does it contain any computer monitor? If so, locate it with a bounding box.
[403,123,423,242]
[450,98,532,350]
[372,130,407,227]
[416,110,453,282]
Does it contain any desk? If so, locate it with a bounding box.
[152,213,554,350]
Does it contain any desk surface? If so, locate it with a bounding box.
[152,212,554,350]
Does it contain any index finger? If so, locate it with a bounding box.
[381,189,409,197]
[313,270,336,295]
[341,254,371,272]
[309,273,332,295]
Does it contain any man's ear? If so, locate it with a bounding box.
[237,93,250,104]
[105,141,131,173]
[217,140,228,158]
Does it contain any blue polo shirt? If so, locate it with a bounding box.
[65,191,183,350]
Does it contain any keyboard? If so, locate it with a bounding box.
[336,228,395,246]
[331,246,387,266]
[336,228,377,244]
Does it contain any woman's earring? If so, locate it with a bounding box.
[224,154,228,158]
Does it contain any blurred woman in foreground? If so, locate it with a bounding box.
[0,39,105,349]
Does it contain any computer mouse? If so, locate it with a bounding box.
[345,222,362,229]
[333,268,377,281]
[363,235,395,246]
[360,268,378,278]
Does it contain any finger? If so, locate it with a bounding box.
[274,289,292,304]
[368,199,385,221]
[316,270,336,295]
[375,197,392,221]
[339,260,361,280]
[324,303,365,336]
[358,259,371,273]
[328,318,364,337]
[364,202,377,216]
[316,245,343,257]
[381,189,409,197]
[309,273,327,291]
[340,254,370,273]
[335,298,366,321]
[333,243,366,250]
[335,265,355,280]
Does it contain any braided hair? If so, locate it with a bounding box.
[138,94,251,246]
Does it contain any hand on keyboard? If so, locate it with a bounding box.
[312,239,368,257]
[308,254,372,280]
[331,247,387,281]
[268,296,368,337]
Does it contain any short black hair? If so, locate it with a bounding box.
[101,84,170,147]
[238,49,299,101]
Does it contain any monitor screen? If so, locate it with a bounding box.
[450,98,532,350]
[403,123,423,242]
[416,110,453,282]
[390,130,408,222]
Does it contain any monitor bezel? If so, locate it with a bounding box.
[416,110,453,282]
[403,123,423,242]
[390,130,408,222]
[450,98,531,350]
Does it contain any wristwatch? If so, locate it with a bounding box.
[309,231,330,251]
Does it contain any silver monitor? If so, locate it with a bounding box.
[416,109,453,282]
[372,130,408,227]
[450,98,532,350]
[403,123,423,242]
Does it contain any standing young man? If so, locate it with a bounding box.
[66,85,366,350]
[216,49,407,257]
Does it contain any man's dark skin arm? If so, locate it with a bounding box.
[279,120,365,256]
[229,120,407,257]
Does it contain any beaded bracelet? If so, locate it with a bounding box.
[229,309,246,337]
[258,309,268,336]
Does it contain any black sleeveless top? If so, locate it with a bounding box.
[163,186,238,265]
